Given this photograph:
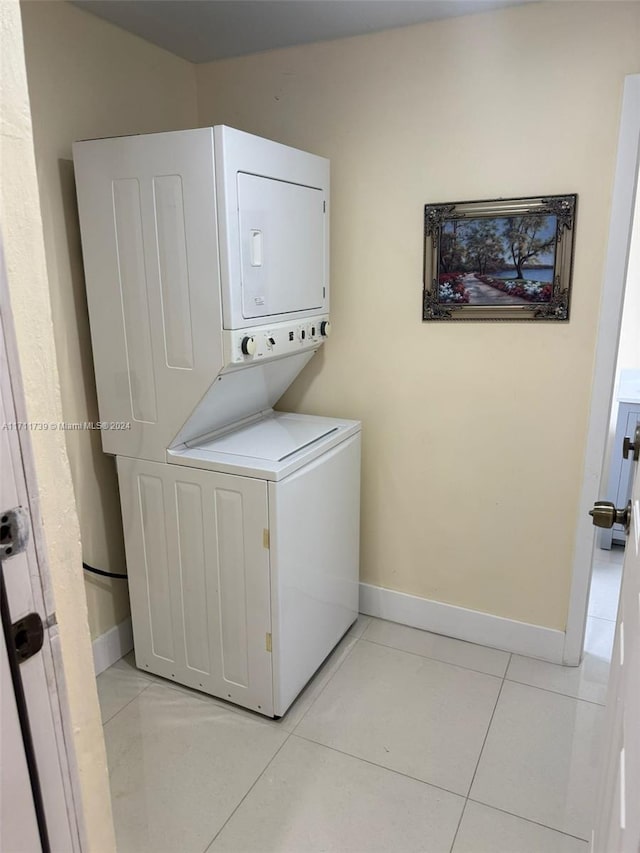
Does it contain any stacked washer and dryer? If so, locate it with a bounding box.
[73,126,361,718]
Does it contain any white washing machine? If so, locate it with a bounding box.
[73,126,361,716]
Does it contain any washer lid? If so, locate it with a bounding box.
[169,412,361,481]
[195,413,337,462]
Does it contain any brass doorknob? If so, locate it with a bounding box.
[589,500,631,532]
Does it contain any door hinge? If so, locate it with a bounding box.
[263,528,270,549]
[265,632,272,652]
[323,200,326,213]
[0,506,29,560]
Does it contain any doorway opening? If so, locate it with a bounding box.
[565,73,640,666]
[585,186,640,659]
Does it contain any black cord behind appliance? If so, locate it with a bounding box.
[83,561,128,580]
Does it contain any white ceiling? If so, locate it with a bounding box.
[72,0,532,63]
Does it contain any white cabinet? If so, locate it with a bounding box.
[117,456,274,715]
[601,371,640,549]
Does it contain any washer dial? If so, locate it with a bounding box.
[241,336,257,356]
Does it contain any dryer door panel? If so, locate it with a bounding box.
[238,174,325,320]
[117,456,274,716]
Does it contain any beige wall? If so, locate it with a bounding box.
[197,1,640,631]
[1,0,115,846]
[20,1,198,639]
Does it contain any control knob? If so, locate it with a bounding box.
[320,320,331,337]
[241,336,256,356]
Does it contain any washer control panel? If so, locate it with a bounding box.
[224,315,330,365]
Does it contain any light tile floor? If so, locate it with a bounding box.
[588,545,624,622]
[97,546,624,853]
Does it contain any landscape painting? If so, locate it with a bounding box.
[423,195,576,321]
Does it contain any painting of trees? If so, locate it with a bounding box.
[424,194,575,321]
[464,220,505,275]
[438,214,557,281]
[439,219,466,273]
[503,215,556,280]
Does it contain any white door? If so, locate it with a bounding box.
[592,431,640,851]
[238,173,326,320]
[1,608,42,852]
[1,255,79,851]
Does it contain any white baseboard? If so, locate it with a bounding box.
[92,617,133,676]
[91,592,565,674]
[359,583,565,663]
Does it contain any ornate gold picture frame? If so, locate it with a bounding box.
[423,194,577,321]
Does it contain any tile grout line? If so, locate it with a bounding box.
[101,678,155,727]
[290,730,466,801]
[456,651,592,847]
[448,798,469,853]
[358,636,507,680]
[503,676,607,707]
[451,633,502,853]
[465,797,591,843]
[464,651,594,846]
[200,731,293,853]
[197,629,365,852]
[199,720,592,853]
[288,633,361,734]
[450,650,513,853]
[462,654,510,801]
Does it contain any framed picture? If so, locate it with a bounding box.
[423,194,577,321]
